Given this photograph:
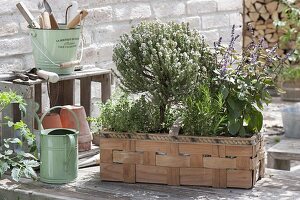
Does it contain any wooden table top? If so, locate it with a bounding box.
[0,66,111,85]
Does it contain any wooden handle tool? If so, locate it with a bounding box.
[42,12,51,29]
[66,10,88,29]
[38,15,44,29]
[60,60,80,68]
[16,2,40,29]
[49,14,59,29]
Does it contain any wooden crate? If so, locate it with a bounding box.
[99,132,265,189]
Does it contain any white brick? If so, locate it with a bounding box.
[202,14,230,29]
[152,1,185,18]
[185,16,202,30]
[23,54,35,69]
[199,29,220,45]
[0,57,23,72]
[114,3,151,21]
[97,43,114,62]
[218,27,243,43]
[82,27,92,46]
[93,24,131,43]
[81,45,98,65]
[0,37,32,57]
[187,0,217,15]
[86,6,113,25]
[0,22,19,37]
[229,13,243,26]
[216,0,243,11]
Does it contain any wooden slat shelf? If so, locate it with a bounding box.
[0,66,112,145]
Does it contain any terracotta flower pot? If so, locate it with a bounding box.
[60,105,92,151]
[41,113,63,129]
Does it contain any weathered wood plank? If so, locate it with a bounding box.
[156,155,190,167]
[113,151,143,165]
[100,163,123,182]
[100,138,124,150]
[203,157,236,169]
[167,168,180,186]
[136,165,168,184]
[226,170,253,189]
[80,77,91,116]
[136,140,168,153]
[100,74,111,103]
[180,168,213,186]
[226,146,253,157]
[179,143,212,155]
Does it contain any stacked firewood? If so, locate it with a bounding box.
[243,0,286,55]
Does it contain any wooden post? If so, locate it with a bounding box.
[80,77,91,116]
[101,73,111,103]
[34,84,42,114]
[50,80,75,107]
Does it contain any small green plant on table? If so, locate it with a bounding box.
[0,92,39,182]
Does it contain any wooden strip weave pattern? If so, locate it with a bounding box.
[100,132,265,189]
[100,132,260,145]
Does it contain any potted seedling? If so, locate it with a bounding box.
[92,22,288,189]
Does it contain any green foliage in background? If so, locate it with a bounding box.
[274,0,300,63]
[280,65,300,81]
[0,91,38,182]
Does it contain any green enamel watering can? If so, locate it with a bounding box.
[39,106,79,184]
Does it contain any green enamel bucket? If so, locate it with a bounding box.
[39,106,79,184]
[29,25,81,75]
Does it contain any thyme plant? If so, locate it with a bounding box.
[113,21,214,131]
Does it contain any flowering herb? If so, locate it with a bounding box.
[211,25,290,136]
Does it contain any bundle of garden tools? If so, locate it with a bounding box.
[12,68,59,84]
[16,0,88,30]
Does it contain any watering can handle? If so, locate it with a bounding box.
[39,106,80,132]
[67,134,75,154]
[66,133,76,171]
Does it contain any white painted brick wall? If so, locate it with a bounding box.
[0,0,243,115]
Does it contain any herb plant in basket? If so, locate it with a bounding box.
[96,21,288,188]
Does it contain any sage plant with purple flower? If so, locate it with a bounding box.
[211,25,290,137]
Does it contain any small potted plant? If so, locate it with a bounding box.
[93,21,288,189]
[280,66,300,101]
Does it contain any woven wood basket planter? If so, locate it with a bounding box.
[99,132,265,189]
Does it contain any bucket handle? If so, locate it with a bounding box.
[39,106,80,132]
